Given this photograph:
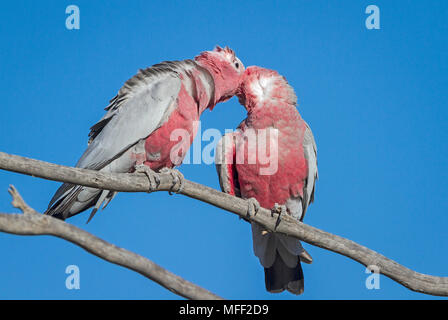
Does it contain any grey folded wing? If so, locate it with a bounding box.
[301,122,318,220]
[215,132,241,197]
[78,64,183,171]
[47,62,186,212]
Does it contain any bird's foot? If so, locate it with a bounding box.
[271,203,287,217]
[271,203,287,229]
[160,168,184,195]
[299,249,313,264]
[134,164,160,192]
[246,197,260,219]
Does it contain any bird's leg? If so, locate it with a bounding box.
[246,197,260,219]
[271,203,287,229]
[134,164,160,192]
[160,168,185,195]
[246,198,269,234]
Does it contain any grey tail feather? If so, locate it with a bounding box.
[86,207,98,224]
[102,191,117,210]
[264,251,304,295]
[44,185,81,220]
[45,184,101,221]
[47,183,74,210]
[86,190,109,224]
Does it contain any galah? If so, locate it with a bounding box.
[45,46,245,222]
[216,66,318,294]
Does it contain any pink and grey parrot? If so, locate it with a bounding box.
[46,46,244,222]
[216,66,318,294]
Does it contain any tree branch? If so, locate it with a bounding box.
[1,184,222,300]
[1,151,448,297]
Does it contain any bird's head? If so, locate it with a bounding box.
[236,66,297,111]
[195,46,245,107]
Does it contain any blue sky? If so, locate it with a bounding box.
[0,1,447,299]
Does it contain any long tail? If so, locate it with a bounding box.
[45,183,116,222]
[252,222,307,295]
[264,251,304,294]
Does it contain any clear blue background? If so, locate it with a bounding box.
[0,1,447,300]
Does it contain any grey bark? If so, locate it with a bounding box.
[2,185,222,300]
[1,151,447,297]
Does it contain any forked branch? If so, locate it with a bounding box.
[0,151,447,297]
[1,184,222,300]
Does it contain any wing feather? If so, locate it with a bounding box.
[75,61,195,170]
[301,122,318,220]
[215,132,240,197]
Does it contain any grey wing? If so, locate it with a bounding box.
[215,132,241,197]
[301,122,318,220]
[274,125,317,264]
[77,65,182,170]
[45,63,183,220]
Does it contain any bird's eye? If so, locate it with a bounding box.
[235,62,239,69]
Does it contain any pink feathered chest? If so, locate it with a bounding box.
[235,107,308,209]
[143,83,200,170]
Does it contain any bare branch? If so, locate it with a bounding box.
[8,185,39,215]
[1,151,448,296]
[0,184,222,300]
